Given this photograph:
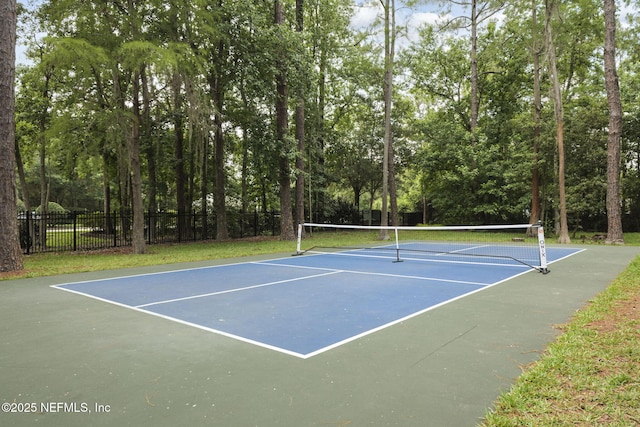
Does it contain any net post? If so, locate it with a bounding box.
[392,227,403,263]
[295,223,303,255]
[537,222,549,274]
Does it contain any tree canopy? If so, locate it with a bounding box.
[11,0,640,247]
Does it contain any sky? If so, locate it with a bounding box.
[15,0,639,66]
[15,0,460,65]
[349,0,506,51]
[351,1,444,29]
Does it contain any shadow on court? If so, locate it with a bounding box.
[1,245,638,426]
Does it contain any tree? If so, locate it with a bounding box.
[379,0,397,240]
[0,0,23,272]
[306,0,354,223]
[544,0,570,243]
[444,0,506,134]
[275,0,295,240]
[528,0,542,229]
[122,0,147,254]
[10,0,639,246]
[294,0,306,230]
[14,55,54,249]
[603,0,624,244]
[197,0,230,241]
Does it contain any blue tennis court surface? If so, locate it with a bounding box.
[52,245,583,358]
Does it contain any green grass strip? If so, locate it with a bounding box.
[4,231,640,280]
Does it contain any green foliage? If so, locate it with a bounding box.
[35,201,67,213]
[12,0,640,237]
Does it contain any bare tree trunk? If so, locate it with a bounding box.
[38,68,51,249]
[102,150,113,234]
[200,128,209,239]
[0,0,23,271]
[113,69,131,238]
[131,71,147,254]
[545,0,570,243]
[275,0,295,240]
[388,141,399,226]
[379,0,395,239]
[171,72,189,240]
[141,65,156,228]
[470,0,478,134]
[294,0,306,231]
[528,0,541,234]
[15,137,30,212]
[126,0,146,254]
[212,74,229,240]
[313,45,328,223]
[604,0,624,244]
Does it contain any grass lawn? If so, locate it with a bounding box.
[481,254,640,426]
[8,229,637,281]
[2,231,639,426]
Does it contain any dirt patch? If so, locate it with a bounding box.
[586,291,640,334]
[0,270,30,280]
[68,247,135,256]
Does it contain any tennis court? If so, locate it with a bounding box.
[2,242,640,426]
[52,240,582,359]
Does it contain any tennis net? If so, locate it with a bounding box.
[296,222,549,273]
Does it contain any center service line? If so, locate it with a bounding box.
[135,270,343,309]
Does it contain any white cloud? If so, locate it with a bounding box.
[405,11,443,43]
[407,11,441,28]
[351,2,381,29]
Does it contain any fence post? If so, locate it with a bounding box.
[26,211,31,255]
[73,211,77,252]
[192,212,196,241]
[113,211,117,247]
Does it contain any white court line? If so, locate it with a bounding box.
[51,247,587,359]
[52,285,311,358]
[441,244,490,255]
[135,270,344,308]
[255,260,491,287]
[302,249,534,269]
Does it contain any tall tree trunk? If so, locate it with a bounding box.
[604,0,624,244]
[387,0,398,228]
[38,68,51,248]
[171,72,188,240]
[294,0,306,230]
[212,72,229,240]
[141,67,156,205]
[529,0,541,232]
[239,82,250,221]
[200,127,209,239]
[93,67,114,234]
[15,136,30,212]
[313,44,328,223]
[102,150,113,235]
[388,140,399,226]
[131,71,147,254]
[545,0,570,243]
[141,65,156,241]
[379,0,396,238]
[214,106,228,240]
[113,69,131,239]
[126,0,146,253]
[275,0,295,240]
[0,0,23,271]
[470,0,478,134]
